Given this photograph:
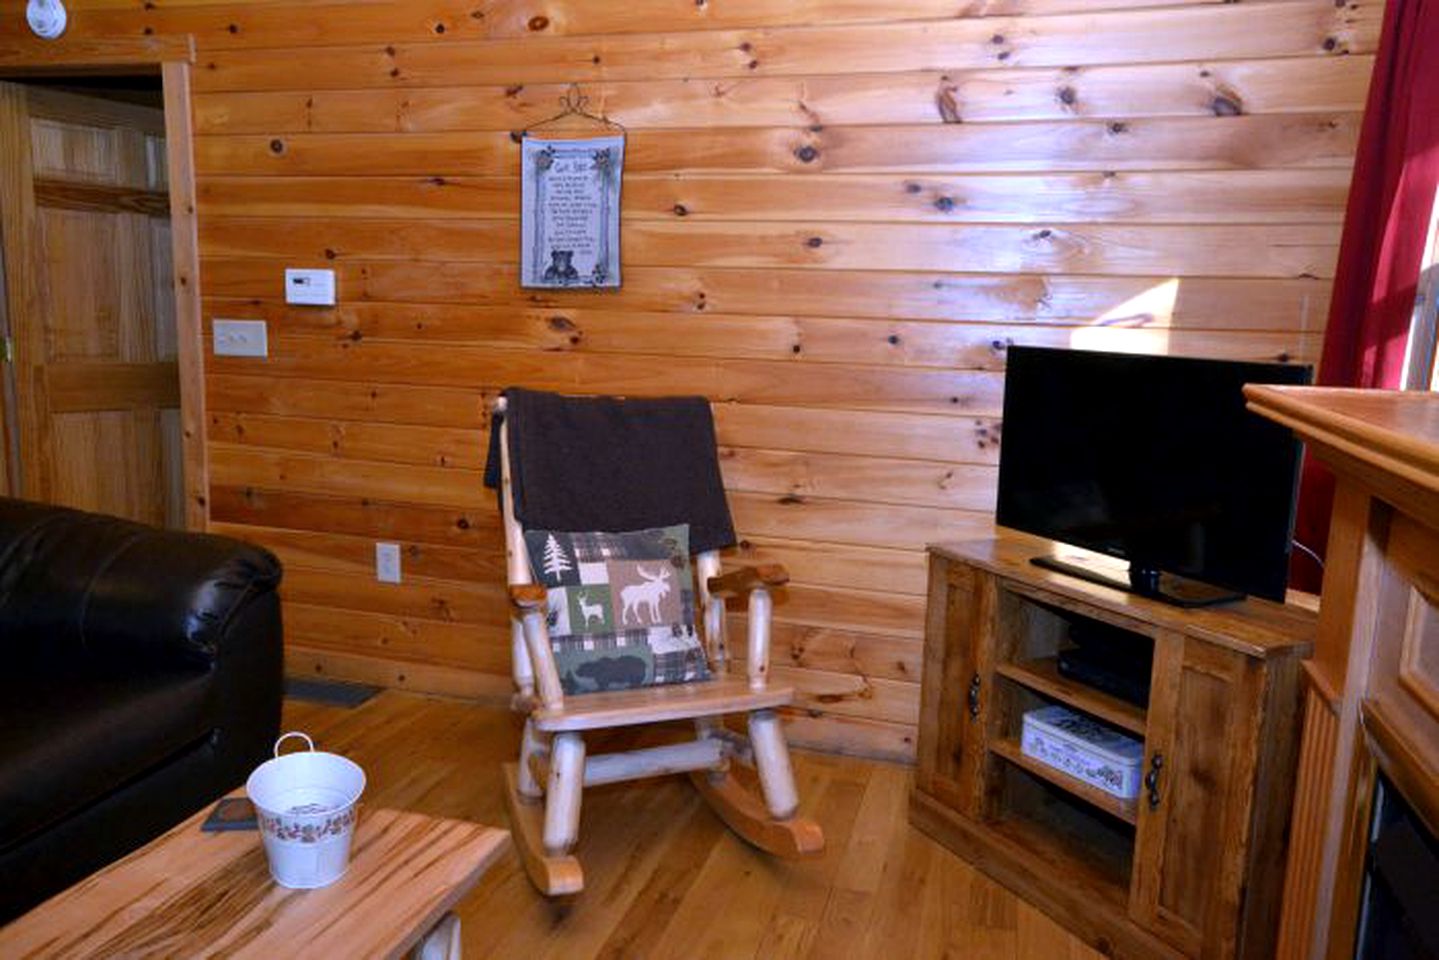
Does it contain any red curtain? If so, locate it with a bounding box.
[1290,0,1439,590]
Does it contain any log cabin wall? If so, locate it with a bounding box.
[0,0,1374,759]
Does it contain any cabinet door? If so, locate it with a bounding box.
[916,557,990,815]
[1130,633,1267,959]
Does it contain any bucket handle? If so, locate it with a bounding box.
[273,731,315,758]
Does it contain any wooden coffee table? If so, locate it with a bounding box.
[0,800,509,958]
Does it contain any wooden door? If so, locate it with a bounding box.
[0,82,182,528]
[1130,633,1267,959]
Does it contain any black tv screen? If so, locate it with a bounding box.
[996,346,1311,604]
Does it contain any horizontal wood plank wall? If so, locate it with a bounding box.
[0,0,1372,760]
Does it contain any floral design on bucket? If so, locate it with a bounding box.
[258,805,358,843]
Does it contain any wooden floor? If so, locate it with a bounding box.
[283,691,1105,960]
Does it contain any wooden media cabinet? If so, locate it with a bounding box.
[911,531,1315,959]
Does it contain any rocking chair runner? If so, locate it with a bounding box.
[489,391,824,896]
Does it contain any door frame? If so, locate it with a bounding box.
[0,34,208,530]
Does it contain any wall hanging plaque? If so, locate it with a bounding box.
[519,87,625,289]
[520,134,624,289]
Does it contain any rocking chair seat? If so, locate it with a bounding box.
[533,677,794,733]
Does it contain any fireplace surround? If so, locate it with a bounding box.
[1244,386,1439,960]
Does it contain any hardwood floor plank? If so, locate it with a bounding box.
[276,690,1100,957]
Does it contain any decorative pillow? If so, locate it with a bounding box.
[523,524,710,695]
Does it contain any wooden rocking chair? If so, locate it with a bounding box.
[492,393,824,896]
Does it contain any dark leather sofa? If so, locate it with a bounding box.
[0,498,283,922]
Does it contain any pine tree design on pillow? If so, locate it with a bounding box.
[521,524,710,695]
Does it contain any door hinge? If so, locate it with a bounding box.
[0,337,11,363]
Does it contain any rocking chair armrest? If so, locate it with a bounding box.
[706,564,789,599]
[509,584,549,610]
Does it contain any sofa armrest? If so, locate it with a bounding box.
[0,498,282,668]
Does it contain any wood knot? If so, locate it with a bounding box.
[505,84,524,98]
[1108,121,1128,134]
[795,145,819,163]
[510,130,524,143]
[887,334,901,345]
[1322,36,1338,51]
[269,138,286,154]
[933,196,955,213]
[1211,94,1243,117]
[1057,85,1077,107]
[806,236,823,248]
[936,86,962,124]
[904,181,922,194]
[528,15,549,30]
[324,247,338,260]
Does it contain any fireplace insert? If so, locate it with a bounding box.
[1354,773,1439,960]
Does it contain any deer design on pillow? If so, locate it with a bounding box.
[620,565,671,625]
[577,592,606,628]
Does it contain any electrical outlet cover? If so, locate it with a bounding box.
[212,319,268,357]
[375,542,402,583]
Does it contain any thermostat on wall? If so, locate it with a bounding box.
[284,268,336,306]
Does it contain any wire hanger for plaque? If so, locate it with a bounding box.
[520,84,626,139]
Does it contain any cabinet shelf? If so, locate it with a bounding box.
[994,656,1148,736]
[989,737,1139,826]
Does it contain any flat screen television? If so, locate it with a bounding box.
[995,346,1311,606]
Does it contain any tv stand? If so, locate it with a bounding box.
[1029,553,1244,608]
[913,530,1314,959]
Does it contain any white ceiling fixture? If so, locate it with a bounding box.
[26,0,68,40]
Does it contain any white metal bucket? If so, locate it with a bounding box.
[245,732,366,889]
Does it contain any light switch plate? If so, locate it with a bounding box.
[212,319,268,357]
[375,542,402,584]
[284,268,337,306]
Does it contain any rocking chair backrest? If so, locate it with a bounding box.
[495,394,736,679]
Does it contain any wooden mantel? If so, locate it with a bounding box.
[1244,385,1439,960]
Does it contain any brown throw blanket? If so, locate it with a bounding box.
[483,388,737,554]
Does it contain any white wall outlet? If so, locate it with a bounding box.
[284,268,337,306]
[212,319,268,357]
[375,542,402,584]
